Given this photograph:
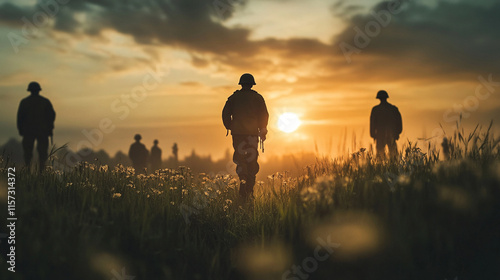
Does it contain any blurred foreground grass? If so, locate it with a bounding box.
[0,125,499,280]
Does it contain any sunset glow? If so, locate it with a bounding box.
[278,113,301,133]
[0,0,498,159]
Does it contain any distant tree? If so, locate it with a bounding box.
[112,151,131,167]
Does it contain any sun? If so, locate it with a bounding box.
[277,112,301,133]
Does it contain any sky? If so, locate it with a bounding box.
[0,0,499,160]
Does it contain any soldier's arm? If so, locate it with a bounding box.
[222,98,233,130]
[258,95,269,130]
[17,101,25,136]
[257,95,269,140]
[369,108,376,139]
[47,100,56,135]
[395,108,402,135]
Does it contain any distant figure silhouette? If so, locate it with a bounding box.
[222,73,269,200]
[370,90,402,159]
[150,139,162,171]
[172,143,179,165]
[128,134,149,174]
[17,82,56,171]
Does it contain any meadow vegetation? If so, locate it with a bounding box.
[0,124,499,280]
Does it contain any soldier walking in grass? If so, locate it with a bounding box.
[222,73,269,201]
[150,139,162,172]
[370,90,402,159]
[129,134,149,174]
[17,81,56,172]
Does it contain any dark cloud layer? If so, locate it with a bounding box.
[1,0,499,81]
[334,0,500,77]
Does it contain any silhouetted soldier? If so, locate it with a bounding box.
[172,143,179,165]
[128,134,149,174]
[370,90,402,159]
[222,73,269,200]
[17,82,56,171]
[150,139,162,171]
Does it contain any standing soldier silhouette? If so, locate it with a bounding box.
[370,90,402,159]
[172,143,179,165]
[222,73,269,201]
[17,81,56,171]
[150,139,162,172]
[128,134,149,174]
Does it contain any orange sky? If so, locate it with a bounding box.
[0,0,499,160]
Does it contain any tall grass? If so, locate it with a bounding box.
[0,125,499,280]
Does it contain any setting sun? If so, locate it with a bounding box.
[277,112,301,133]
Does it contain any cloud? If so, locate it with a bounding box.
[334,0,500,78]
[1,0,499,84]
[0,2,34,25]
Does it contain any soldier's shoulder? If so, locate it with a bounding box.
[227,90,240,100]
[251,90,265,99]
[39,95,52,103]
[20,95,33,102]
[389,103,399,110]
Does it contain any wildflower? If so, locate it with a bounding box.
[112,193,122,198]
[99,165,108,172]
[397,174,411,185]
[372,175,383,183]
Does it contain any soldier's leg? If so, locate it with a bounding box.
[375,139,386,159]
[36,135,49,171]
[232,135,249,197]
[245,136,260,199]
[22,135,35,166]
[388,139,398,159]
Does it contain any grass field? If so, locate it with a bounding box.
[1,125,499,280]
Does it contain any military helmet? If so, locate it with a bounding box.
[134,134,142,141]
[27,81,42,91]
[376,90,389,99]
[238,73,256,85]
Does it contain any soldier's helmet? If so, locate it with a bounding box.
[238,73,256,85]
[134,134,142,141]
[376,90,389,99]
[27,81,42,92]
[154,139,159,145]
